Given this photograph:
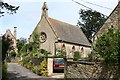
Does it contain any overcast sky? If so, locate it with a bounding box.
[0,0,118,39]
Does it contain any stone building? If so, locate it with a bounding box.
[29,2,91,75]
[92,1,120,43]
[3,27,17,52]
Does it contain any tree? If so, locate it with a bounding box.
[17,37,27,53]
[20,32,42,58]
[78,9,107,41]
[0,0,19,17]
[2,35,12,61]
[28,32,41,57]
[94,28,120,78]
[1,35,12,80]
[18,32,50,76]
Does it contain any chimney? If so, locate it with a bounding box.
[14,27,17,39]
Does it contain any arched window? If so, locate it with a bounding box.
[56,44,66,56]
[72,46,75,52]
[111,25,113,28]
[62,44,66,51]
[81,47,84,54]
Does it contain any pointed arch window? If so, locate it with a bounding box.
[81,47,84,54]
[72,46,75,52]
[62,44,66,51]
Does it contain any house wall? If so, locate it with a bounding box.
[33,16,57,75]
[56,42,91,58]
[4,30,17,52]
[30,16,91,75]
[93,2,120,44]
[35,17,57,54]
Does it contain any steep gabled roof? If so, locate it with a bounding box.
[94,2,120,38]
[47,17,91,47]
[4,29,16,40]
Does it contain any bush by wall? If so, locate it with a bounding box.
[18,49,49,76]
[73,51,81,61]
[10,51,16,57]
[2,61,7,80]
[40,58,48,76]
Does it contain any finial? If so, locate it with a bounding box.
[41,2,48,18]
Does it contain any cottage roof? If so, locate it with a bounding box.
[4,29,16,40]
[47,17,91,47]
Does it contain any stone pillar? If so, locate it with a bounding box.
[48,58,53,76]
[64,58,67,80]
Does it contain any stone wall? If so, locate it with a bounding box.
[66,61,101,78]
[66,61,119,79]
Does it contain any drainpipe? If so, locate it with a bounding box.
[54,40,58,56]
[64,57,67,80]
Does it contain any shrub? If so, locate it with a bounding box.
[2,61,7,80]
[32,65,41,75]
[40,58,48,76]
[18,46,49,76]
[40,49,51,56]
[94,28,120,77]
[56,50,66,58]
[88,53,94,60]
[73,51,81,61]
[18,60,23,65]
[10,51,16,57]
[16,52,19,57]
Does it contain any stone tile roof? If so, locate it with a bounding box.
[48,17,91,47]
[4,29,16,40]
[94,2,120,37]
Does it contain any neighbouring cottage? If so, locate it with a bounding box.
[29,2,91,75]
[92,0,120,44]
[3,27,17,52]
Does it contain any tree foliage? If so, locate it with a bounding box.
[17,37,27,53]
[40,58,48,76]
[20,32,51,58]
[18,32,50,76]
[1,35,13,80]
[56,50,66,58]
[78,9,107,40]
[94,28,119,63]
[94,28,120,77]
[0,0,19,17]
[2,35,12,61]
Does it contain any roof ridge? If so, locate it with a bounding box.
[48,17,91,46]
[48,17,77,27]
[93,3,119,37]
[4,29,16,40]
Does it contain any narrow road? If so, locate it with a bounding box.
[7,63,47,80]
[7,63,64,80]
